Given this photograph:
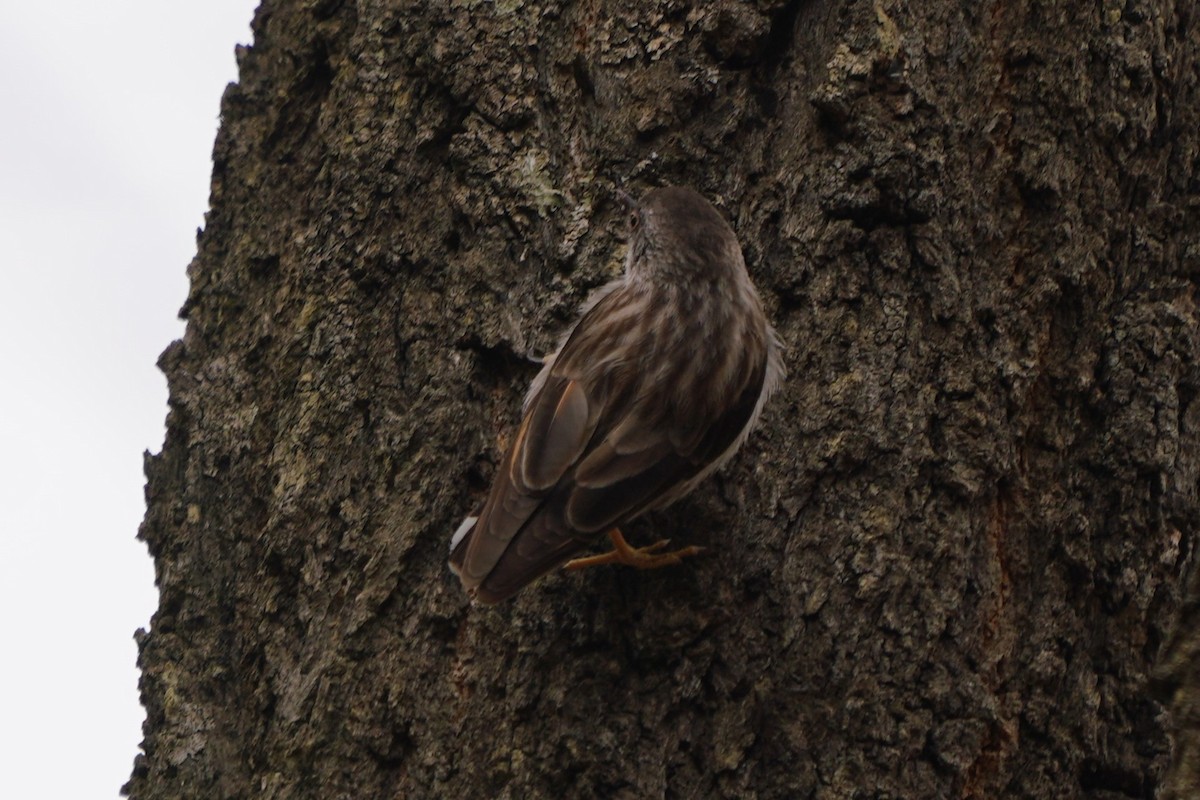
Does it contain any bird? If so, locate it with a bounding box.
[448,185,785,604]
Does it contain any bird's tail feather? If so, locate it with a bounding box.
[447,514,478,577]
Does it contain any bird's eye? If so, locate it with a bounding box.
[629,212,639,230]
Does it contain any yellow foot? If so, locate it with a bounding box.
[564,528,704,571]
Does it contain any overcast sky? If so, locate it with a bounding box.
[0,2,259,796]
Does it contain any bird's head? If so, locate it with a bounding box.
[623,186,746,287]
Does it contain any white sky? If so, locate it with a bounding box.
[0,3,259,796]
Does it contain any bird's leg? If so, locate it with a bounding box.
[564,528,704,571]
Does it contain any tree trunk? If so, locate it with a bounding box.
[127,1,1200,798]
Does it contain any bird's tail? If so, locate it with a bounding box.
[447,514,478,578]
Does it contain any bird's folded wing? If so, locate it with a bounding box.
[457,373,594,590]
[456,289,630,590]
[565,354,767,533]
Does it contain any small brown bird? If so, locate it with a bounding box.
[449,186,784,603]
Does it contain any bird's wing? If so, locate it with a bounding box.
[453,372,595,591]
[454,290,768,603]
[453,291,623,595]
[562,353,767,534]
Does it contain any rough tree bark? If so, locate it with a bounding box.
[127,0,1200,798]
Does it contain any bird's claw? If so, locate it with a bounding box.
[564,530,705,571]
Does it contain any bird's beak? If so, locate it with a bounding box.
[615,187,636,210]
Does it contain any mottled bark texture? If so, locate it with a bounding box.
[128,1,1200,798]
